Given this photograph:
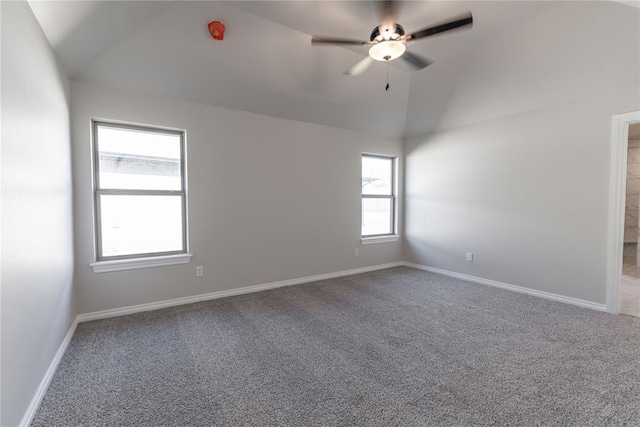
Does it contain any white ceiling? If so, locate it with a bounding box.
[612,0,640,8]
[27,1,632,139]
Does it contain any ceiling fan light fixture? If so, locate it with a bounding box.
[369,40,406,62]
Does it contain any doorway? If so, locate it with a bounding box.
[621,122,640,316]
[607,111,640,315]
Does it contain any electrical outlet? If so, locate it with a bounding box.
[355,248,359,256]
[196,266,204,277]
[466,252,473,262]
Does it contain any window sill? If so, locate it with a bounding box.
[90,253,193,273]
[361,235,400,245]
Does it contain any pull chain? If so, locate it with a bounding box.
[385,64,390,91]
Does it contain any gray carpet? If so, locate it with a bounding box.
[32,267,640,426]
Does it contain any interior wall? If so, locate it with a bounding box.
[403,1,640,304]
[1,2,75,426]
[71,82,403,315]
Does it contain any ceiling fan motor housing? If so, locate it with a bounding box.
[370,23,404,42]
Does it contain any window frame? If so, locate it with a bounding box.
[361,153,398,241]
[91,120,190,266]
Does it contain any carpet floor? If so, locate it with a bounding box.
[32,267,640,426]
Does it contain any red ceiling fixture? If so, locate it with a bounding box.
[208,21,225,40]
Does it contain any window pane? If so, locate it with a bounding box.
[362,156,392,196]
[362,198,392,236]
[97,125,182,191]
[100,195,183,257]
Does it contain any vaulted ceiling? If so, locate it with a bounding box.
[28,1,635,139]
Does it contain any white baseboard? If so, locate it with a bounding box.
[20,318,79,427]
[403,262,607,312]
[77,262,404,323]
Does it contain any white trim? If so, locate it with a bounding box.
[361,235,400,245]
[78,262,403,322]
[19,318,79,427]
[607,111,640,314]
[90,253,193,273]
[403,262,606,312]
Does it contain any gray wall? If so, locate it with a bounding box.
[71,82,403,314]
[403,1,640,304]
[1,2,75,426]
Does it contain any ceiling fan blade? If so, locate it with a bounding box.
[408,11,473,41]
[401,51,432,70]
[312,36,369,46]
[344,56,374,76]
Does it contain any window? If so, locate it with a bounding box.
[91,121,190,271]
[362,154,397,241]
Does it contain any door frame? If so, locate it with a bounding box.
[607,110,640,313]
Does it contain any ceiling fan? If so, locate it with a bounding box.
[311,1,473,76]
